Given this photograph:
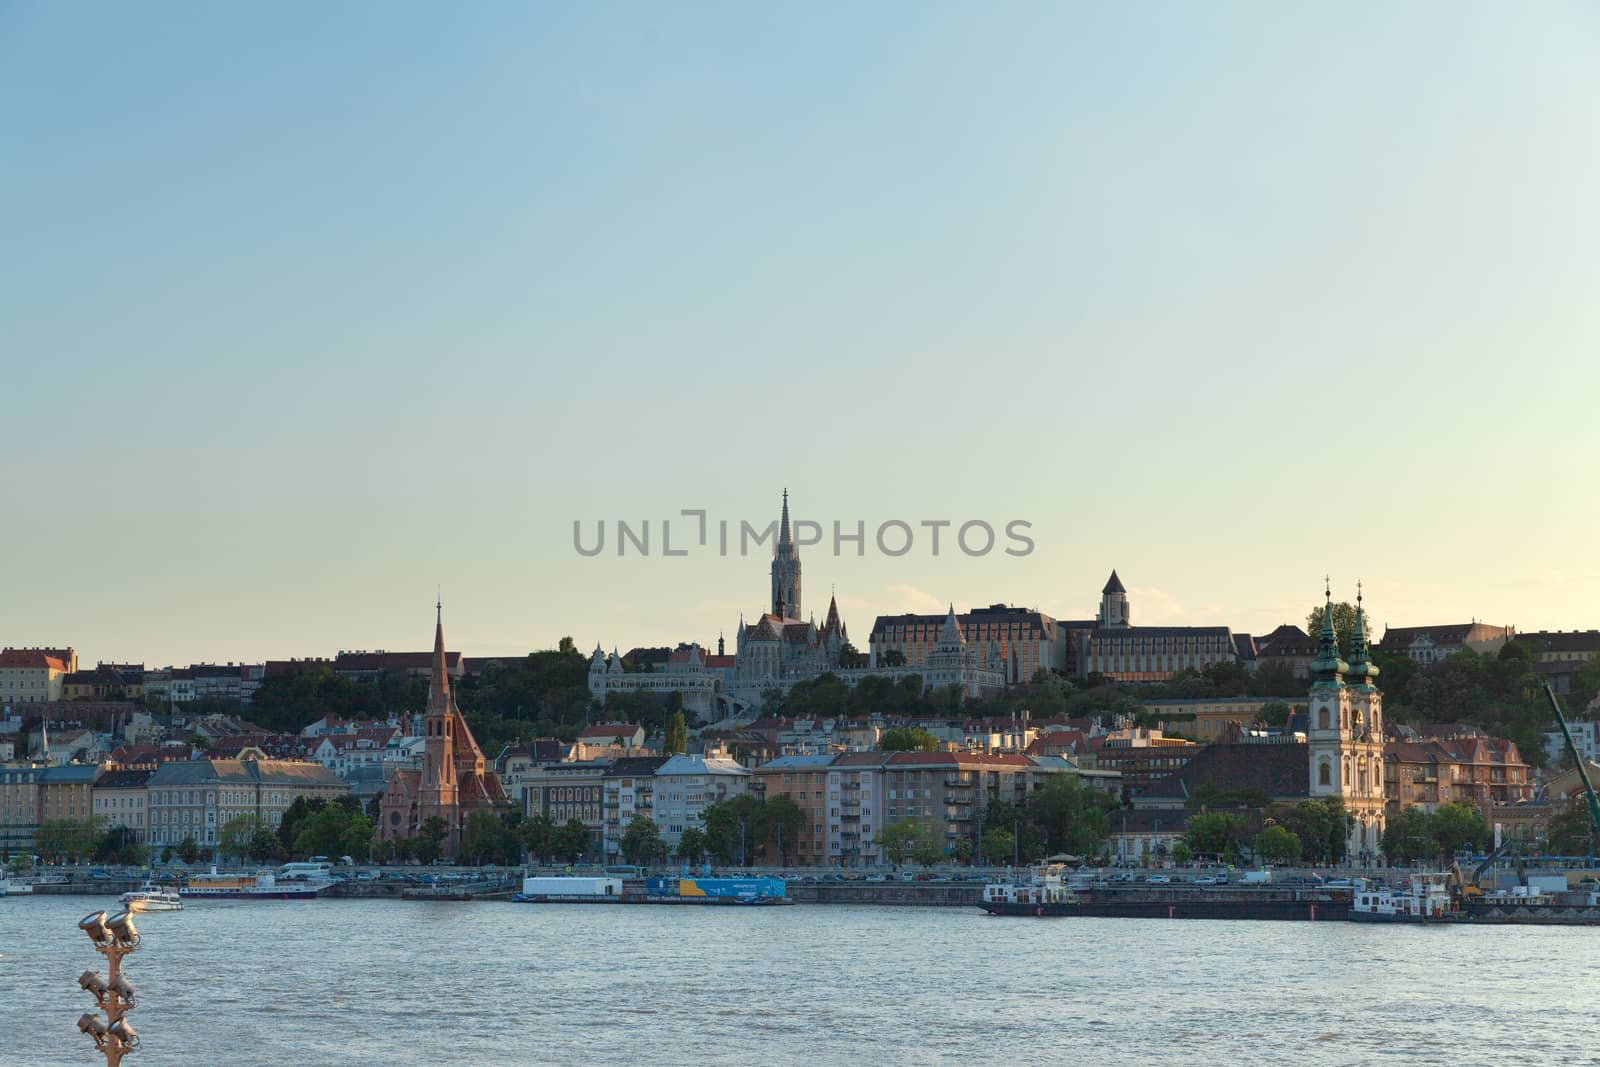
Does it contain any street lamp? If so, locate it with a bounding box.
[77,909,141,1066]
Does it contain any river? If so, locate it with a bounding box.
[1,895,1592,1065]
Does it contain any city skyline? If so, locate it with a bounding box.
[4,4,1598,665]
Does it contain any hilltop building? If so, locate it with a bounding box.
[1066,572,1238,681]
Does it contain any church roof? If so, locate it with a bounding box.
[1102,570,1126,595]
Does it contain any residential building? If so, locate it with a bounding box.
[1545,720,1600,766]
[751,754,837,865]
[93,768,153,842]
[1376,622,1516,664]
[493,740,567,807]
[0,763,46,857]
[1252,625,1317,679]
[145,758,345,850]
[0,648,70,704]
[522,759,612,855]
[39,764,101,824]
[1384,736,1534,819]
[62,663,145,702]
[653,753,750,852]
[601,756,671,859]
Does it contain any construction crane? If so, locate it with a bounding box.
[1543,682,1600,850]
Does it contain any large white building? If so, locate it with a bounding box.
[146,759,346,851]
[0,648,70,704]
[652,753,749,850]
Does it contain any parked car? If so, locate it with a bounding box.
[1146,874,1172,885]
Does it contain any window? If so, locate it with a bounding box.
[1319,762,1330,787]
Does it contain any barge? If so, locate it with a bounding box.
[513,874,792,906]
[980,865,1351,921]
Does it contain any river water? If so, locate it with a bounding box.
[1,894,1594,1066]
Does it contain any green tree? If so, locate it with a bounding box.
[762,795,806,864]
[877,819,936,868]
[1429,802,1491,857]
[1280,798,1354,864]
[1171,841,1194,865]
[1184,813,1251,862]
[620,815,663,865]
[412,815,450,865]
[981,827,1015,866]
[1257,702,1292,728]
[520,813,555,863]
[553,818,590,864]
[1543,803,1596,856]
[176,835,199,865]
[676,826,708,864]
[1026,776,1113,857]
[663,711,689,756]
[219,815,264,862]
[878,727,940,753]
[34,819,105,864]
[1306,601,1358,653]
[248,828,283,863]
[461,810,513,866]
[1255,824,1302,864]
[1380,808,1435,863]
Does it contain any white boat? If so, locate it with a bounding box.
[120,884,183,912]
[1351,873,1455,923]
[0,878,34,897]
[182,867,325,900]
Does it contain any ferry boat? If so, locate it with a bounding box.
[120,884,183,912]
[1350,873,1456,923]
[181,867,326,900]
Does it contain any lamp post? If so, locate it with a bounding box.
[77,908,141,1067]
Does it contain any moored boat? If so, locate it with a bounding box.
[1350,873,1456,923]
[182,867,326,900]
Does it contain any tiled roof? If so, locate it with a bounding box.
[1377,623,1513,649]
[1138,743,1311,802]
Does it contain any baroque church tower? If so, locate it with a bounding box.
[770,489,801,621]
[1306,581,1386,861]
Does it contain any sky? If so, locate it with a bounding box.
[3,2,1598,667]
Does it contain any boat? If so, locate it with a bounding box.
[512,874,792,905]
[981,864,1352,920]
[181,867,326,900]
[120,884,183,912]
[1350,873,1456,923]
[0,878,34,897]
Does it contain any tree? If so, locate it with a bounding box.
[248,828,282,863]
[878,727,940,752]
[1027,776,1113,857]
[1429,802,1491,857]
[34,819,105,864]
[1306,601,1358,653]
[412,815,450,865]
[462,810,516,866]
[981,827,1015,866]
[621,815,663,865]
[676,826,708,864]
[1171,841,1194,865]
[520,813,556,863]
[877,819,929,868]
[219,815,264,862]
[554,818,590,864]
[176,835,199,865]
[762,795,805,864]
[1255,824,1302,864]
[1543,803,1596,856]
[1184,813,1250,862]
[1280,798,1354,864]
[663,711,689,756]
[1257,702,1292,728]
[1380,808,1435,864]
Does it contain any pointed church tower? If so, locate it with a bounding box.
[418,601,460,828]
[1098,571,1130,629]
[1306,580,1386,862]
[771,489,802,620]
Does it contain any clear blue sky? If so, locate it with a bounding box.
[3,2,1598,666]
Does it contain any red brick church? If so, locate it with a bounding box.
[379,606,509,856]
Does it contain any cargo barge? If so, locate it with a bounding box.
[513,875,792,906]
[980,865,1350,921]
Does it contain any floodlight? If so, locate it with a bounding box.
[107,1019,138,1047]
[106,910,138,945]
[78,971,108,996]
[79,912,111,943]
[109,975,136,1005]
[78,1013,108,1037]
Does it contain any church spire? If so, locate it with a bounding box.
[430,599,450,707]
[1310,577,1348,685]
[1347,581,1379,687]
[778,488,795,557]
